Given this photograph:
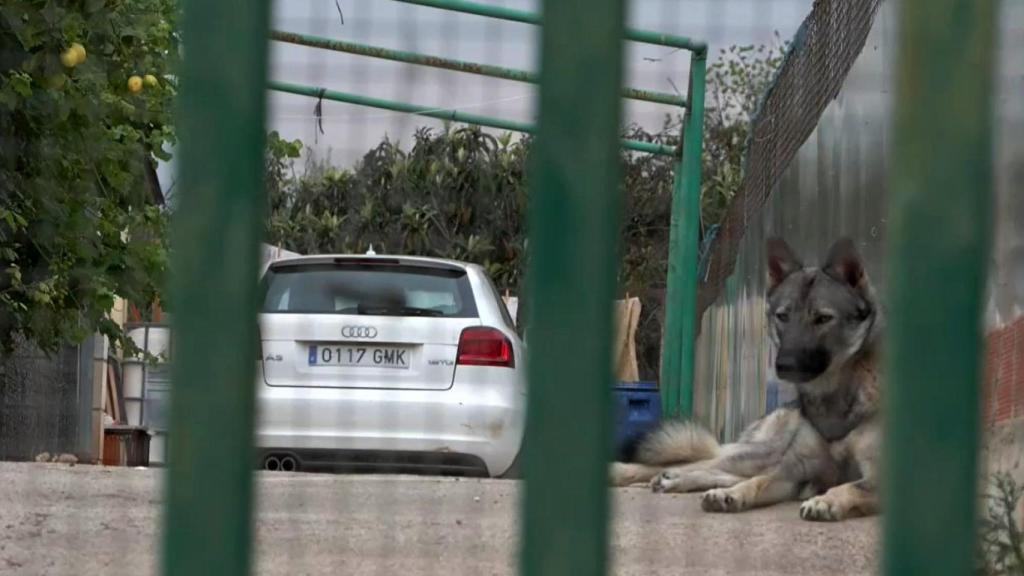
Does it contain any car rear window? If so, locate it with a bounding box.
[260,262,478,318]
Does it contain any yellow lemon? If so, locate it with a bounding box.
[127,75,143,93]
[70,43,87,65]
[60,48,78,68]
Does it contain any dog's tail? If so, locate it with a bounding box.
[635,421,719,465]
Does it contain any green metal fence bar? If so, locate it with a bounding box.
[660,169,686,416]
[658,50,706,419]
[882,0,998,574]
[392,0,706,53]
[671,51,706,418]
[520,0,624,573]
[268,80,678,156]
[161,0,270,575]
[269,30,687,108]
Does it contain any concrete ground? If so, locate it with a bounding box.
[0,462,879,575]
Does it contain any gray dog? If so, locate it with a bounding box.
[610,237,882,522]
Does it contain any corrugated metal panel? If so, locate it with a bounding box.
[694,0,1024,439]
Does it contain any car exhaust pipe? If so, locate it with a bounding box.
[280,456,297,472]
[264,456,281,471]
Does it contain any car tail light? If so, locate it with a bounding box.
[456,327,514,368]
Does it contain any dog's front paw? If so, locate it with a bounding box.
[608,463,642,487]
[650,470,678,493]
[799,495,844,522]
[700,488,742,513]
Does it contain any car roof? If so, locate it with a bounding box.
[266,254,475,273]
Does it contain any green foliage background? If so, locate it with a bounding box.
[265,43,785,378]
[0,0,783,376]
[0,0,177,353]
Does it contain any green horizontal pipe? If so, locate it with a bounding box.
[267,80,678,156]
[391,0,708,53]
[270,30,687,108]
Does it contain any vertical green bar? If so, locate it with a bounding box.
[674,51,707,419]
[162,1,270,575]
[882,1,997,575]
[519,0,625,574]
[660,51,707,420]
[660,163,685,417]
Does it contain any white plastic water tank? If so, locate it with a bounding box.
[122,360,144,399]
[127,326,171,359]
[149,432,167,466]
[122,359,145,426]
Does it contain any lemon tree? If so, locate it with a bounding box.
[0,0,177,353]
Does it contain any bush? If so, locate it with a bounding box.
[978,473,1024,576]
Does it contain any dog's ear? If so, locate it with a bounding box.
[766,237,802,288]
[823,238,866,289]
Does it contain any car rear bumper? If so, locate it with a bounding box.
[254,447,492,477]
[255,367,525,477]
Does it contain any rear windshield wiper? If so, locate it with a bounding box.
[356,305,445,317]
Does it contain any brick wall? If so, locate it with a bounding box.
[984,316,1024,424]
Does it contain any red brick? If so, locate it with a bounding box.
[983,318,1024,424]
[1014,318,1024,418]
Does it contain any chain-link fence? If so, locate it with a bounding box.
[696,0,883,317]
[0,336,86,461]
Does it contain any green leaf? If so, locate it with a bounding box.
[151,145,172,162]
[0,89,16,109]
[8,71,32,97]
[40,1,65,26]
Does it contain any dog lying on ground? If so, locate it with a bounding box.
[611,237,882,522]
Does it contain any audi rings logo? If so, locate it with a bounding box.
[341,325,378,339]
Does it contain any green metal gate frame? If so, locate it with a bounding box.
[162,0,999,574]
[264,0,707,421]
[164,1,705,574]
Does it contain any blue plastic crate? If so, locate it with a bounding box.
[765,378,798,414]
[766,380,780,413]
[613,381,661,461]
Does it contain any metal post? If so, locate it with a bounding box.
[162,0,270,574]
[676,51,706,419]
[662,50,706,419]
[76,336,96,460]
[519,0,624,573]
[660,167,685,417]
[882,0,997,575]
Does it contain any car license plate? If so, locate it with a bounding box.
[308,345,410,369]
